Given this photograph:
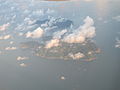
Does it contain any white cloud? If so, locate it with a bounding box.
[18,33,24,36]
[63,34,86,43]
[44,16,95,49]
[24,17,36,25]
[0,35,11,40]
[0,23,10,31]
[62,16,96,43]
[60,76,66,80]
[46,8,55,14]
[19,63,27,67]
[10,41,14,44]
[115,38,120,48]
[53,29,67,39]
[5,47,17,50]
[32,9,44,16]
[15,24,24,31]
[113,16,120,22]
[68,52,85,60]
[45,39,60,49]
[17,56,29,61]
[26,27,44,38]
[15,19,36,31]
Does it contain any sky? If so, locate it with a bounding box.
[0,0,120,90]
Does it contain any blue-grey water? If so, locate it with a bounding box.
[0,0,120,90]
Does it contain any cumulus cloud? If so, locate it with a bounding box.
[17,56,29,61]
[47,29,67,48]
[68,52,85,60]
[37,17,73,31]
[26,27,44,38]
[0,35,11,40]
[24,17,36,25]
[45,39,60,49]
[0,23,10,31]
[44,16,95,49]
[15,17,36,32]
[63,34,86,43]
[53,29,67,39]
[5,47,17,50]
[22,15,99,61]
[62,16,96,43]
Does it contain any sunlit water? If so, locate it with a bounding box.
[0,0,120,90]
